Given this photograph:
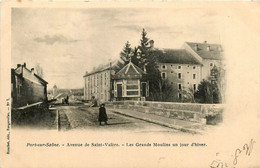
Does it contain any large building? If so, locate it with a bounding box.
[157,41,224,101]
[183,41,223,80]
[83,41,224,103]
[11,63,48,108]
[157,49,202,101]
[83,62,116,103]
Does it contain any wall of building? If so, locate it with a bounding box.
[84,69,114,102]
[12,70,47,107]
[201,59,222,80]
[114,79,140,98]
[158,63,202,101]
[21,78,46,105]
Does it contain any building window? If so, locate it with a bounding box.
[210,63,213,66]
[171,82,173,84]
[210,69,214,76]
[126,91,139,95]
[178,73,181,79]
[178,84,182,90]
[193,84,196,90]
[126,80,139,96]
[178,93,182,99]
[162,72,167,79]
[193,66,196,69]
[193,74,196,79]
[171,71,173,73]
[178,66,181,69]
[126,85,138,89]
[162,65,167,70]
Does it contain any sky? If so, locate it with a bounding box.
[11,7,222,89]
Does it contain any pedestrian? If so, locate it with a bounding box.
[66,95,69,105]
[90,96,97,107]
[98,103,108,125]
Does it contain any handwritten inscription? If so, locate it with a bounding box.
[233,139,255,166]
[210,139,256,168]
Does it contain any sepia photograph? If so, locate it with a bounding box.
[1,2,260,168]
[11,7,225,134]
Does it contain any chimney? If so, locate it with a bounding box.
[31,68,34,74]
[23,62,26,67]
[17,64,21,68]
[194,44,198,51]
[149,40,154,48]
[207,45,211,51]
[144,65,147,73]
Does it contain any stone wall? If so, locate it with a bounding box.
[105,101,224,125]
[11,102,49,126]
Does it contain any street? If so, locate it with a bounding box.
[56,101,185,134]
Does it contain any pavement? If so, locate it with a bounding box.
[107,107,213,134]
[55,104,184,134]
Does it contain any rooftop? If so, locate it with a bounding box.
[83,60,118,77]
[185,42,223,60]
[158,49,201,64]
[113,61,145,80]
[14,63,48,84]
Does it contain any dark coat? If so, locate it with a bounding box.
[98,107,108,122]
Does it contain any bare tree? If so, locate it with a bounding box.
[182,86,195,103]
[35,63,44,78]
[151,78,175,102]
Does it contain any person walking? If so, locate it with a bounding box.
[98,104,108,125]
[90,96,97,107]
[66,95,69,105]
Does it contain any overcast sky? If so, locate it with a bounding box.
[12,7,222,89]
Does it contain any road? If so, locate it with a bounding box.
[55,102,184,134]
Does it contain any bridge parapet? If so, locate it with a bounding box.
[105,101,224,125]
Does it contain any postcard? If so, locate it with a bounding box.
[1,1,260,168]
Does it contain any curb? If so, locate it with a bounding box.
[109,109,205,134]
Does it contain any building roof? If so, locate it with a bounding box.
[158,49,201,64]
[185,42,223,60]
[83,60,118,77]
[34,73,48,84]
[113,61,145,80]
[14,64,48,84]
